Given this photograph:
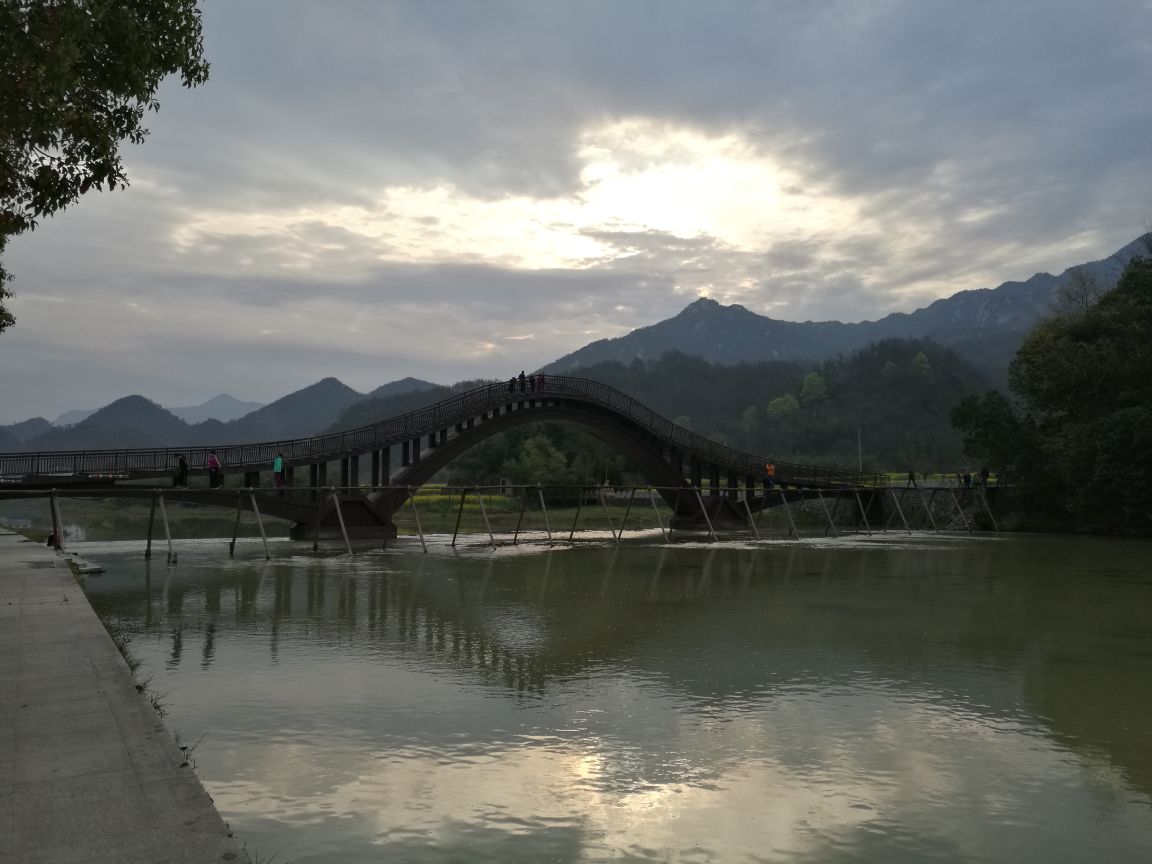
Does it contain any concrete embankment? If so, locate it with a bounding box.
[0,530,242,863]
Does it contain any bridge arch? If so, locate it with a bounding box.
[0,376,882,537]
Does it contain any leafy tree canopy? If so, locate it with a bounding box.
[953,255,1152,524]
[0,0,209,332]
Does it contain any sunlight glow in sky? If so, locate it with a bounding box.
[170,119,857,286]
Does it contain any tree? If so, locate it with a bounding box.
[0,0,210,332]
[799,371,827,403]
[503,435,569,486]
[953,254,1152,523]
[765,394,799,417]
[910,351,934,381]
[1055,268,1106,316]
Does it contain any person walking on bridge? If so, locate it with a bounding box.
[173,454,189,488]
[207,450,223,488]
[765,462,776,488]
[274,451,286,493]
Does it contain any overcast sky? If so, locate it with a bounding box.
[3,0,1151,424]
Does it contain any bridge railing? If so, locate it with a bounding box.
[0,376,883,488]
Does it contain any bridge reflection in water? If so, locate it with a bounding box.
[84,535,1152,841]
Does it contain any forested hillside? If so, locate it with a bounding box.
[953,251,1152,530]
[429,340,990,487]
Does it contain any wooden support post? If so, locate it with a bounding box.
[881,490,901,532]
[648,488,669,542]
[229,491,243,557]
[619,488,636,538]
[947,488,973,532]
[158,493,176,564]
[340,458,350,490]
[597,488,619,545]
[854,490,872,535]
[668,489,682,542]
[371,450,381,487]
[978,488,1000,531]
[476,489,496,548]
[512,490,529,544]
[888,488,912,535]
[250,491,271,560]
[407,487,427,553]
[311,503,322,553]
[309,463,319,502]
[568,490,585,542]
[779,488,798,539]
[693,487,718,542]
[537,485,554,545]
[742,493,760,540]
[451,489,467,547]
[145,492,157,559]
[350,455,360,488]
[816,490,838,537]
[330,488,353,555]
[922,489,941,533]
[49,491,64,552]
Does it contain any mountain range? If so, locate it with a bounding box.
[2,233,1147,452]
[543,234,1148,379]
[1,378,439,453]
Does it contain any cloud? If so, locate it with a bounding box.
[3,0,1151,422]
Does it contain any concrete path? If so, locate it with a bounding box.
[0,530,243,863]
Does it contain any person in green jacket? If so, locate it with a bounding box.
[274,452,285,492]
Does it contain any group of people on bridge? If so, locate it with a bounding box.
[509,371,546,393]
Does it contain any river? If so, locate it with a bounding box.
[77,531,1152,863]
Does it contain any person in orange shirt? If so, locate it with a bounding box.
[765,462,776,488]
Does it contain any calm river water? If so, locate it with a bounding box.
[77,532,1152,863]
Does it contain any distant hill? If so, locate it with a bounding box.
[169,393,265,424]
[366,377,438,400]
[544,234,1149,380]
[327,379,491,433]
[53,408,96,427]
[206,377,364,443]
[1,417,53,443]
[28,396,194,450]
[13,377,435,451]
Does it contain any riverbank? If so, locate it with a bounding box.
[0,529,243,863]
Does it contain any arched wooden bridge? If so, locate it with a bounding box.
[0,375,885,538]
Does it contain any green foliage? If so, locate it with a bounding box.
[444,422,628,500]
[570,341,987,471]
[911,351,934,380]
[953,255,1152,525]
[765,394,799,416]
[0,0,210,331]
[799,372,827,403]
[950,391,1038,484]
